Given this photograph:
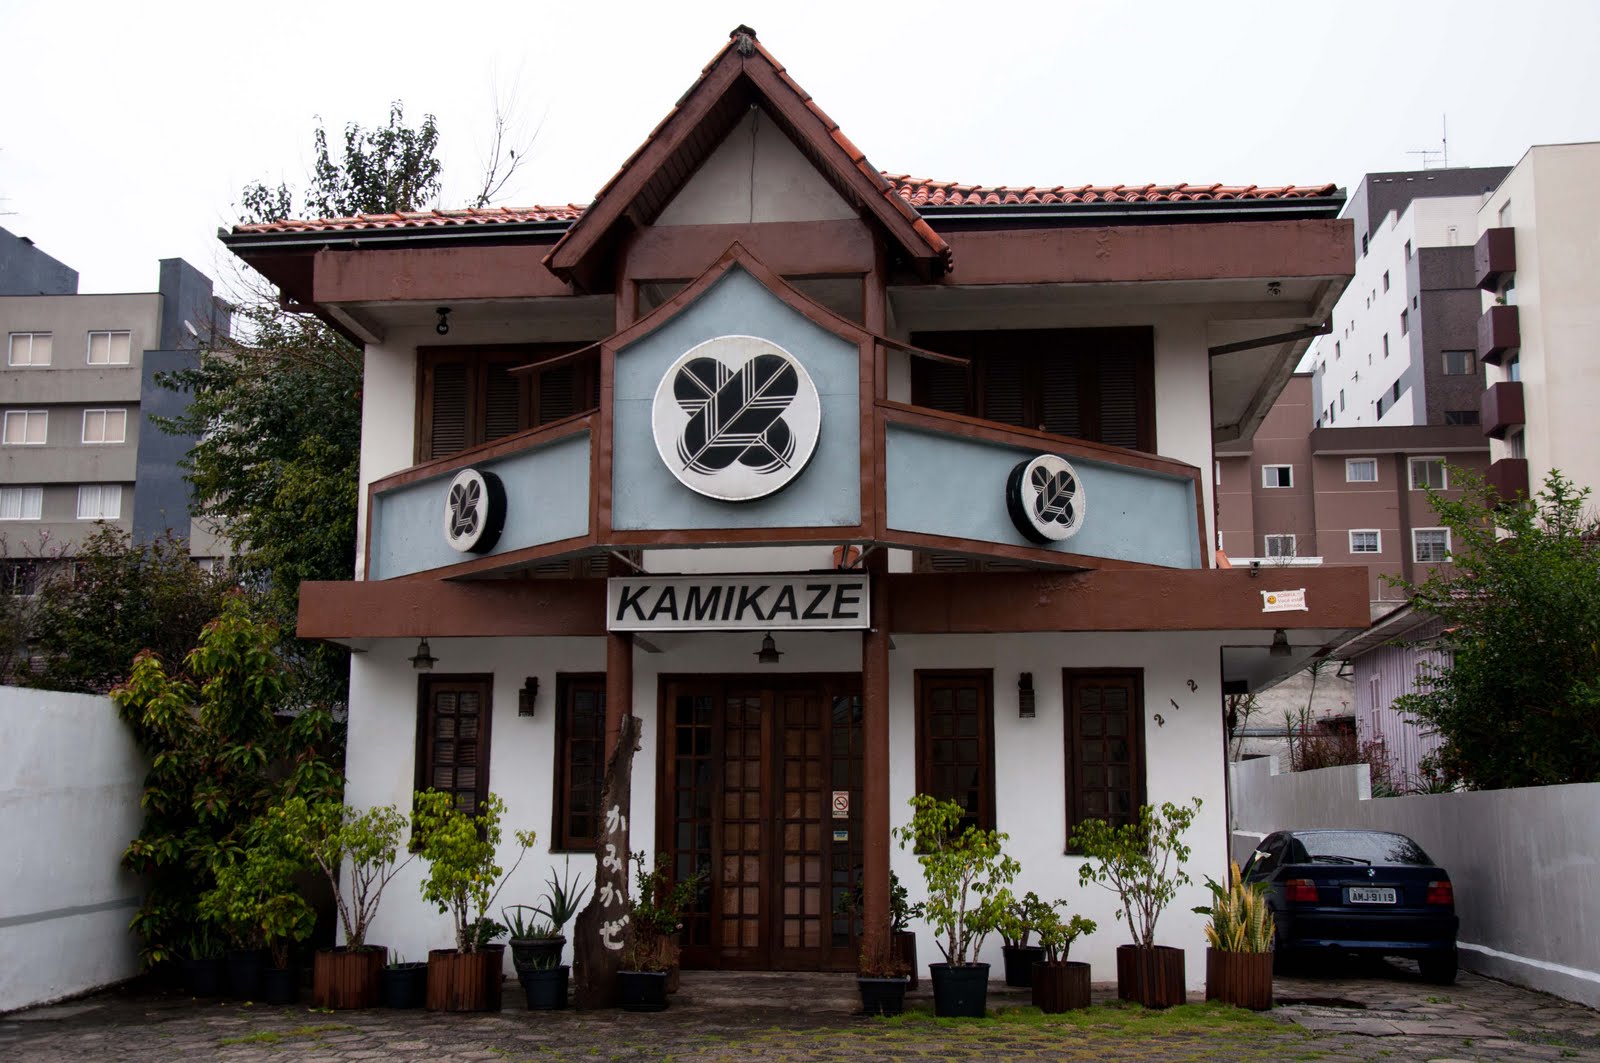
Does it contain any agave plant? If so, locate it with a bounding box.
[1194,861,1274,954]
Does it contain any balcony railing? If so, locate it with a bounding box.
[1477,304,1520,366]
[1480,380,1525,440]
[1486,458,1530,503]
[1475,227,1516,292]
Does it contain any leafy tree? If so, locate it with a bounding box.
[412,790,536,953]
[1071,798,1202,950]
[114,594,341,966]
[25,527,232,693]
[1393,469,1600,789]
[893,794,1019,967]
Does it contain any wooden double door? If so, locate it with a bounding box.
[657,675,864,971]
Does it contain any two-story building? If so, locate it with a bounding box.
[223,27,1367,990]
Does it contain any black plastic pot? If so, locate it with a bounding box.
[226,948,268,999]
[1002,945,1046,987]
[856,976,909,1016]
[617,970,669,1012]
[379,962,429,1009]
[929,962,990,1018]
[180,957,223,997]
[261,965,298,1006]
[509,936,565,975]
[518,965,569,1010]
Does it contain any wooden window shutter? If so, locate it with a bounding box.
[914,671,995,832]
[416,674,494,814]
[535,363,580,425]
[980,352,1028,428]
[911,359,970,415]
[552,675,606,851]
[1040,355,1083,438]
[1097,355,1141,449]
[1064,670,1145,848]
[483,362,524,442]
[428,363,469,459]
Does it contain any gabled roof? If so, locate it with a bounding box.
[889,177,1339,207]
[231,204,584,235]
[540,25,952,291]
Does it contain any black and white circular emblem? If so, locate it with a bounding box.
[1006,454,1087,544]
[651,335,822,501]
[442,467,506,554]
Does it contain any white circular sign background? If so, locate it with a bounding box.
[442,467,506,554]
[651,334,822,501]
[1006,453,1087,544]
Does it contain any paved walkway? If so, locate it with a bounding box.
[4,960,1599,1062]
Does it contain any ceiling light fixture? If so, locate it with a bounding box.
[435,307,451,335]
[1269,629,1292,658]
[410,637,438,670]
[755,632,783,664]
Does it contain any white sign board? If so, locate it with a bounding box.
[607,574,869,631]
[1261,589,1309,613]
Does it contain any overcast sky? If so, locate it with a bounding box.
[3,0,1597,296]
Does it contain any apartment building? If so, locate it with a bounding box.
[0,227,228,587]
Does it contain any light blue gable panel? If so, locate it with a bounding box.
[612,268,861,530]
[885,424,1201,569]
[370,432,591,579]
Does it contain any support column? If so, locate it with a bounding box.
[605,630,633,758]
[860,550,892,968]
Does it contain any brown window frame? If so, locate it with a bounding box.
[1062,668,1146,852]
[415,343,598,463]
[913,669,996,832]
[415,673,495,814]
[908,327,1156,451]
[550,673,607,853]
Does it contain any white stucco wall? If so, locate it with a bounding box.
[1231,757,1600,1008]
[0,687,147,1012]
[345,629,1232,987]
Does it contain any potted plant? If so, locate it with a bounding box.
[617,852,706,1012]
[272,796,415,1009]
[178,923,225,997]
[893,795,1019,1019]
[379,954,429,1009]
[412,790,536,1012]
[506,859,589,1010]
[201,810,317,1005]
[997,891,1052,987]
[855,946,910,1016]
[1030,904,1097,1013]
[1072,797,1202,1009]
[835,871,920,989]
[1195,860,1275,1010]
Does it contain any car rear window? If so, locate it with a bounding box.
[1296,831,1432,866]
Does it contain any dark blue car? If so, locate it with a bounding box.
[1242,829,1459,984]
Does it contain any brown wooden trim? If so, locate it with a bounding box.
[623,221,874,281]
[390,535,598,583]
[1061,668,1146,852]
[605,632,631,763]
[879,401,1199,481]
[603,525,870,548]
[372,414,592,495]
[877,529,1144,572]
[913,669,997,831]
[506,341,602,376]
[312,244,572,304]
[415,672,495,813]
[860,549,891,966]
[933,219,1353,287]
[299,579,609,639]
[878,336,971,369]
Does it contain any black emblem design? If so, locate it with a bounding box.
[673,353,798,476]
[1031,464,1078,531]
[442,468,506,554]
[449,478,482,539]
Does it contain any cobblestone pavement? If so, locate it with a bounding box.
[4,960,1599,1063]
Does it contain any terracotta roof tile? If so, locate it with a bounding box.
[231,175,1338,235]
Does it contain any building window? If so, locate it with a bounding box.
[1,559,40,595]
[86,331,131,365]
[1382,270,1390,292]
[417,344,599,462]
[1413,528,1451,563]
[1382,333,1390,358]
[1506,429,1526,460]
[1443,410,1480,426]
[915,671,994,832]
[1345,458,1377,482]
[1498,201,1513,227]
[76,484,122,520]
[8,332,51,366]
[1404,239,1412,260]
[552,674,606,852]
[1349,530,1381,554]
[1339,389,1346,412]
[1442,350,1474,376]
[1400,309,1409,336]
[1064,670,1145,844]
[1506,354,1521,382]
[1261,465,1293,489]
[910,328,1155,451]
[81,409,127,445]
[3,410,48,445]
[1263,534,1296,558]
[0,486,44,521]
[1335,341,1341,360]
[416,674,494,813]
[1409,458,1447,490]
[1361,233,1369,256]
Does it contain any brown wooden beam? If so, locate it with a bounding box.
[296,579,608,639]
[312,244,573,304]
[605,630,633,760]
[621,220,874,282]
[860,550,892,969]
[934,219,1353,287]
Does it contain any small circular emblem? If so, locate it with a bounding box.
[443,467,506,554]
[651,335,822,501]
[1006,454,1087,544]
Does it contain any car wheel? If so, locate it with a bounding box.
[1419,950,1457,985]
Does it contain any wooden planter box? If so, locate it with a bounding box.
[427,948,503,1012]
[1205,948,1273,1011]
[312,946,386,1009]
[1031,961,1091,1012]
[892,931,919,990]
[1115,944,1185,1009]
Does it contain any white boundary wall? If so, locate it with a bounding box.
[1231,756,1600,1007]
[0,687,147,1012]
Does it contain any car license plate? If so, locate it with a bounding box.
[1347,887,1396,904]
